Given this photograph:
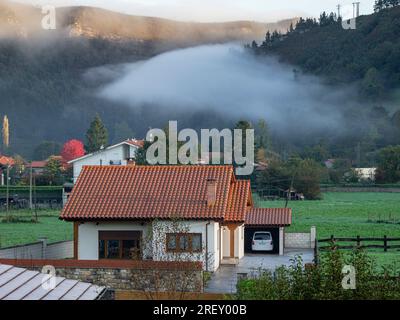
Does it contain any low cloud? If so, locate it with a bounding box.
[99,44,359,135]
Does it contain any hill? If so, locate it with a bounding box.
[0,0,295,43]
[0,0,296,158]
[251,6,400,100]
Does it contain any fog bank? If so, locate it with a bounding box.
[99,44,359,133]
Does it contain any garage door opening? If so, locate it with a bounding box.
[244,227,280,254]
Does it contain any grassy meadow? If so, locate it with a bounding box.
[0,210,72,248]
[258,192,400,268]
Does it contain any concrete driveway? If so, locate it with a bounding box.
[205,249,314,294]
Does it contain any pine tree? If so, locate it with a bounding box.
[85,114,109,153]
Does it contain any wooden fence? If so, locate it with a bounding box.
[317,235,400,252]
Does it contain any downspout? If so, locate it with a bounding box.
[205,221,211,272]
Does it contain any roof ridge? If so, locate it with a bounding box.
[81,165,235,169]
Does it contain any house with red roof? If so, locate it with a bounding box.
[68,139,144,183]
[61,165,291,271]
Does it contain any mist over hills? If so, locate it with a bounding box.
[0,0,297,158]
[0,0,399,165]
[0,0,296,43]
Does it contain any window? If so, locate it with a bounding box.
[166,233,202,253]
[254,233,271,241]
[98,231,141,260]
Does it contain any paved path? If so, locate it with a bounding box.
[205,249,314,294]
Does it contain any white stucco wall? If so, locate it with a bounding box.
[222,226,230,258]
[235,225,245,259]
[78,222,151,260]
[72,144,138,182]
[78,220,220,272]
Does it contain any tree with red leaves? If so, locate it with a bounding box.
[61,139,85,163]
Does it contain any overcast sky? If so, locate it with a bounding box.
[20,0,376,22]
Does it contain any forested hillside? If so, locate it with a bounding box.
[251,5,400,100]
[247,4,400,167]
[0,0,295,158]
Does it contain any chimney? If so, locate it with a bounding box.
[206,179,217,207]
[127,160,136,166]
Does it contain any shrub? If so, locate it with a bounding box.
[236,248,400,300]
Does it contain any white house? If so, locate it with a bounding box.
[61,165,292,272]
[69,139,144,183]
[354,168,377,181]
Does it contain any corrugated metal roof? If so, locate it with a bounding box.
[0,264,105,300]
[245,208,292,226]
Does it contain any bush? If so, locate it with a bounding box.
[236,249,400,300]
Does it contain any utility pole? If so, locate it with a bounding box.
[356,142,361,168]
[355,2,360,17]
[33,173,38,222]
[285,173,295,208]
[29,162,33,210]
[6,165,9,216]
[337,4,341,18]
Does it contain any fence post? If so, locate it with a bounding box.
[314,239,319,265]
[384,235,387,252]
[356,235,360,248]
[38,237,48,259]
[330,235,335,250]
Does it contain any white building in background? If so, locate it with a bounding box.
[354,168,377,181]
[69,139,144,183]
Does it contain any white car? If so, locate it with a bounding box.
[252,232,273,252]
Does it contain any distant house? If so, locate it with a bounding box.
[324,159,336,169]
[26,161,48,175]
[60,165,292,271]
[0,156,15,186]
[68,139,144,183]
[354,168,377,181]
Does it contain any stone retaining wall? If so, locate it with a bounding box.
[0,259,203,292]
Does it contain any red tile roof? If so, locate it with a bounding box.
[27,161,48,168]
[225,179,252,222]
[125,139,144,148]
[245,208,292,226]
[0,156,14,167]
[61,165,251,222]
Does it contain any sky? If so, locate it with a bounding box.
[20,0,376,22]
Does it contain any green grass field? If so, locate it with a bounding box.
[0,210,72,248]
[258,192,400,268]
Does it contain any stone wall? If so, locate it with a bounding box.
[55,268,203,292]
[0,259,203,293]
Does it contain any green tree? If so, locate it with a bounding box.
[44,157,63,185]
[135,141,152,165]
[112,121,134,144]
[234,119,253,151]
[291,158,323,200]
[85,114,109,153]
[32,141,62,160]
[255,119,271,151]
[375,145,400,183]
[361,68,385,98]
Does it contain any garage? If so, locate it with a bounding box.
[245,208,292,255]
[244,227,280,254]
